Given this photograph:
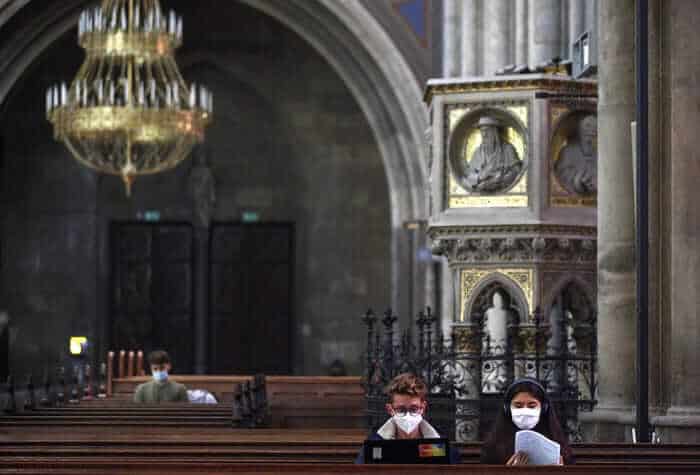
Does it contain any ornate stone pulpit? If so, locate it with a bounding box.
[424,75,598,441]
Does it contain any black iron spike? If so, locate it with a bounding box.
[68,365,80,404]
[97,362,107,398]
[55,366,66,406]
[23,374,36,410]
[39,368,51,406]
[3,375,16,414]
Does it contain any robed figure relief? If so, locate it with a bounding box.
[555,115,597,195]
[458,116,522,193]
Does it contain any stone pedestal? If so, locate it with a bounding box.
[425,75,598,441]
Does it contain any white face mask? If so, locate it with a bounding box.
[152,370,168,383]
[511,407,541,430]
[393,413,423,435]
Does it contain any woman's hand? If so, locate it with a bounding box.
[506,451,529,465]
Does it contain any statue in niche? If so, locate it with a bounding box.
[546,284,591,393]
[482,290,514,393]
[188,147,216,229]
[460,116,522,193]
[555,114,598,195]
[485,291,510,351]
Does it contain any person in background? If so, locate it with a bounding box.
[355,372,459,464]
[480,377,574,465]
[133,350,188,403]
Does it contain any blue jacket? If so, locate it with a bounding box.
[355,419,460,464]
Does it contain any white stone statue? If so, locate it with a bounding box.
[548,303,564,355]
[482,291,511,393]
[485,291,509,351]
[555,114,598,195]
[462,116,522,192]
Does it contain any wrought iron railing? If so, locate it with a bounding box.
[361,305,597,442]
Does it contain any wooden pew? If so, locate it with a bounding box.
[2,375,363,428]
[1,422,699,466]
[109,375,366,428]
[0,460,698,474]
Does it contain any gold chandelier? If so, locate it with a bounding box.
[46,0,212,195]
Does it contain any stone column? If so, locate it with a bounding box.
[528,0,562,66]
[585,0,598,35]
[668,0,700,420]
[482,0,510,75]
[438,258,454,338]
[460,0,479,76]
[646,0,666,417]
[193,227,209,374]
[189,147,215,375]
[569,0,586,57]
[586,0,637,440]
[515,0,528,66]
[442,0,462,77]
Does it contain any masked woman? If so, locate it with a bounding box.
[480,378,575,465]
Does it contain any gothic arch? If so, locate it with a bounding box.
[463,273,530,324]
[0,0,429,315]
[541,275,596,319]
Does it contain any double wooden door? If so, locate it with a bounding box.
[111,223,293,374]
[111,224,194,373]
[209,224,293,374]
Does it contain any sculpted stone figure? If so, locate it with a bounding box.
[188,148,216,228]
[555,115,597,195]
[460,116,522,192]
[482,291,512,393]
[485,291,509,351]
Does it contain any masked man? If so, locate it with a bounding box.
[355,373,459,463]
[133,350,188,403]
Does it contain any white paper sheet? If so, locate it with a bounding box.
[514,430,561,465]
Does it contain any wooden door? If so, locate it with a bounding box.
[111,224,193,373]
[209,223,293,374]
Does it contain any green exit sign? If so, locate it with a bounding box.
[144,210,160,222]
[242,211,259,223]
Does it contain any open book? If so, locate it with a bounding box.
[514,430,561,465]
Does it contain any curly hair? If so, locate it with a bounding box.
[384,373,428,401]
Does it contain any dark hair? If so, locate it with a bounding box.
[480,378,575,465]
[148,350,171,366]
[384,373,428,401]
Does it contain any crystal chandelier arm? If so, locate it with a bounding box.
[154,57,172,103]
[164,55,188,105]
[144,60,156,107]
[118,57,128,105]
[104,54,116,100]
[128,0,134,34]
[71,61,90,105]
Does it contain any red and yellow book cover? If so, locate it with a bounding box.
[418,443,447,458]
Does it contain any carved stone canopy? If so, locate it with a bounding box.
[432,236,596,265]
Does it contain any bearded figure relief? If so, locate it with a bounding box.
[458,116,522,193]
